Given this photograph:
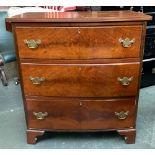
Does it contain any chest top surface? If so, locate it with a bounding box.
[6,11,152,24]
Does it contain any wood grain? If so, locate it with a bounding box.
[27,129,45,144]
[15,26,142,59]
[27,99,81,129]
[27,97,136,130]
[21,62,140,97]
[6,11,152,23]
[81,98,136,129]
[117,128,136,144]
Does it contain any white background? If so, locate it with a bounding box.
[0,0,155,6]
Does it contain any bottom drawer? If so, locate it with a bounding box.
[27,98,136,130]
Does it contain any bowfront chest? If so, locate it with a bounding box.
[6,11,152,144]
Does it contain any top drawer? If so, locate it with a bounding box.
[15,26,142,59]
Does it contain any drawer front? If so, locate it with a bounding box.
[27,98,136,130]
[27,99,81,130]
[15,26,142,59]
[21,62,140,97]
[81,98,136,129]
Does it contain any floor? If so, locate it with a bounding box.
[0,78,155,149]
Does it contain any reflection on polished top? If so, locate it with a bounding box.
[6,11,152,23]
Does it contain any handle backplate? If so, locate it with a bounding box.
[24,39,41,49]
[115,111,129,120]
[29,76,45,85]
[33,112,48,120]
[119,38,135,48]
[117,76,133,86]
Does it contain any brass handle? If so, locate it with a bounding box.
[117,76,133,86]
[115,111,129,120]
[119,38,135,48]
[29,76,45,85]
[33,112,48,120]
[24,39,41,49]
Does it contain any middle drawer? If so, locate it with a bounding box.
[21,62,140,97]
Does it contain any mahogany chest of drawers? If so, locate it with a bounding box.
[6,11,151,144]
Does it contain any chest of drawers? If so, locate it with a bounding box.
[6,11,151,144]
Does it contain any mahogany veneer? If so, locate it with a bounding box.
[15,26,142,59]
[6,11,152,144]
[21,62,140,97]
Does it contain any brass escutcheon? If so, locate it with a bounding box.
[24,39,41,49]
[33,112,48,120]
[117,76,133,86]
[29,76,45,85]
[115,111,129,120]
[119,38,135,48]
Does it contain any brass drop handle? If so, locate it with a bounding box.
[33,112,48,120]
[29,76,45,85]
[119,38,135,48]
[115,111,129,120]
[117,76,133,86]
[24,39,41,49]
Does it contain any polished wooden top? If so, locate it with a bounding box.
[6,11,152,23]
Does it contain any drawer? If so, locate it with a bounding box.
[21,62,140,97]
[27,98,136,130]
[15,26,142,59]
[27,99,81,129]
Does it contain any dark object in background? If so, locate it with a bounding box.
[144,28,155,59]
[141,60,155,88]
[0,54,8,86]
[141,11,155,88]
[101,6,142,11]
[0,52,16,86]
[0,11,16,86]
